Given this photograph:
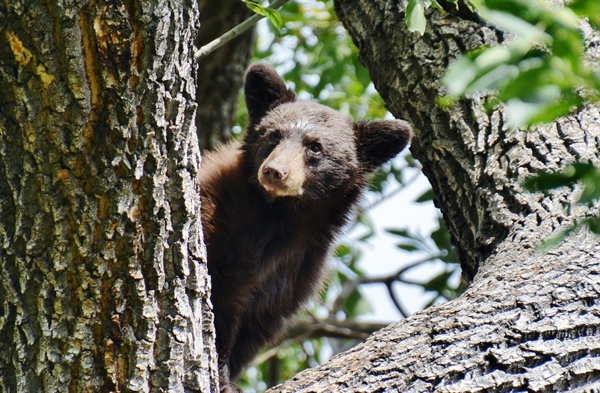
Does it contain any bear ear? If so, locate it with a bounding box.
[354,119,413,172]
[245,63,296,127]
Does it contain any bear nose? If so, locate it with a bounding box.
[262,163,287,183]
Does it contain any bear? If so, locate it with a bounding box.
[199,62,412,392]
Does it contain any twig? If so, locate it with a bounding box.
[331,252,445,315]
[195,0,291,60]
[386,281,411,318]
[360,253,445,284]
[252,317,389,366]
[287,318,389,339]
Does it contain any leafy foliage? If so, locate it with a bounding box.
[243,0,284,30]
[441,0,600,240]
[405,0,457,35]
[406,0,429,35]
[251,0,387,119]
[385,215,463,305]
[442,0,600,128]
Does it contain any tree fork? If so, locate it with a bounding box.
[267,0,600,391]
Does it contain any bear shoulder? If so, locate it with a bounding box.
[198,142,249,240]
[199,142,244,189]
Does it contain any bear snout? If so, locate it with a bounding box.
[257,155,305,198]
[262,163,288,183]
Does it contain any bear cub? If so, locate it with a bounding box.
[199,63,412,392]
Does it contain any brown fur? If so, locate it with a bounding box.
[199,63,412,392]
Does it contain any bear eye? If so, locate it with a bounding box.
[266,129,281,142]
[308,142,322,154]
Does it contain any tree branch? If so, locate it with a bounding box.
[253,318,389,366]
[331,253,446,315]
[195,0,290,59]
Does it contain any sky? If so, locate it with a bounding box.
[347,163,458,322]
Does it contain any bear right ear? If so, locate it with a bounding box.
[354,119,413,173]
[245,63,296,128]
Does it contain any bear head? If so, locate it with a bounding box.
[242,62,412,204]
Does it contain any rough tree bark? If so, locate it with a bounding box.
[0,1,218,392]
[268,1,600,392]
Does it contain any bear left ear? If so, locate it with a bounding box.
[245,63,296,128]
[354,119,413,172]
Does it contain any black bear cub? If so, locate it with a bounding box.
[199,63,412,392]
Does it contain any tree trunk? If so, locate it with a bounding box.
[268,1,600,391]
[195,0,254,149]
[0,1,218,392]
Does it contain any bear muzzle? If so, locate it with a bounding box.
[258,148,306,197]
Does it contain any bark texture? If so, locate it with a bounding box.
[271,231,600,392]
[267,1,600,391]
[0,1,218,392]
[195,0,254,149]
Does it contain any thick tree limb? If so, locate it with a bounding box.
[266,0,600,391]
[269,230,600,391]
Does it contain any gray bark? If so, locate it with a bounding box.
[268,1,600,391]
[271,231,600,392]
[0,1,218,392]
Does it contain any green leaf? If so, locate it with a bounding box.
[523,163,600,248]
[385,228,411,238]
[243,0,264,14]
[479,8,545,39]
[568,0,600,29]
[403,154,418,168]
[396,243,420,252]
[357,229,375,242]
[538,224,578,251]
[344,289,372,316]
[442,55,478,96]
[415,188,435,203]
[430,217,457,263]
[334,244,351,258]
[243,0,284,30]
[441,0,599,128]
[358,212,375,232]
[579,168,600,204]
[263,7,284,30]
[523,163,597,193]
[422,270,454,292]
[516,93,583,128]
[406,0,427,35]
[587,218,600,235]
[354,59,372,87]
[523,172,573,192]
[368,168,388,193]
